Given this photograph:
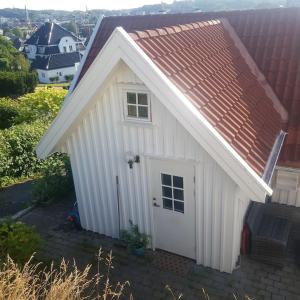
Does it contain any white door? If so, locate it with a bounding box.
[151,159,196,259]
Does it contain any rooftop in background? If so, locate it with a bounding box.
[25,22,81,45]
[31,52,81,70]
[74,8,300,168]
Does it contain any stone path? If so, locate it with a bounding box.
[20,198,300,300]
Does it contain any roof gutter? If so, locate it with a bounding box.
[262,130,287,185]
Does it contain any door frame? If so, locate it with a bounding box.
[146,156,197,257]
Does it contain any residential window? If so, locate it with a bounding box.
[69,45,73,51]
[161,173,184,213]
[41,72,45,78]
[63,46,67,53]
[125,91,150,121]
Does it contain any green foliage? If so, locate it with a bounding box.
[62,22,77,34]
[0,71,38,97]
[49,76,59,83]
[120,220,151,250]
[0,36,29,72]
[0,120,48,185]
[0,220,41,265]
[0,98,20,129]
[17,88,67,123]
[33,154,74,205]
[64,74,74,82]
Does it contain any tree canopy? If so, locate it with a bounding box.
[0,36,29,72]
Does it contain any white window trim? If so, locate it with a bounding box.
[122,87,152,123]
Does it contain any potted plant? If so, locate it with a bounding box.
[120,220,151,257]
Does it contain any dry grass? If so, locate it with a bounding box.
[0,249,131,300]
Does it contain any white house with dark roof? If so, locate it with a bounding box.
[24,22,85,83]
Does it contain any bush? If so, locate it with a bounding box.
[33,154,74,205]
[64,74,74,82]
[0,120,48,185]
[0,220,41,265]
[0,71,38,97]
[0,98,20,129]
[17,88,67,123]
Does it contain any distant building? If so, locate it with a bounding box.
[24,22,85,83]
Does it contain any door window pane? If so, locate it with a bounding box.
[173,188,183,200]
[174,201,184,213]
[173,176,183,188]
[162,186,172,198]
[161,174,171,186]
[163,198,173,210]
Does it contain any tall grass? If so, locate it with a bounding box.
[0,249,131,300]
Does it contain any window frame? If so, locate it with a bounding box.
[161,173,185,214]
[123,88,151,123]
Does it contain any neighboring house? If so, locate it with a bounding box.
[24,22,85,83]
[37,14,288,273]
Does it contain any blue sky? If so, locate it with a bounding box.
[0,0,173,11]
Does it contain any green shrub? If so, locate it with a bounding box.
[0,98,20,129]
[0,120,48,185]
[64,74,74,82]
[0,71,38,97]
[0,220,41,265]
[33,154,74,205]
[17,88,67,123]
[120,220,151,251]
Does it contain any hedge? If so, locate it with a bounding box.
[0,71,38,97]
[0,98,20,129]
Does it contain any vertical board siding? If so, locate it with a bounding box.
[61,62,247,272]
[272,168,300,207]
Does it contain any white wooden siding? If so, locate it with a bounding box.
[272,167,300,207]
[58,61,248,273]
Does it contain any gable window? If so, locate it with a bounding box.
[125,91,150,121]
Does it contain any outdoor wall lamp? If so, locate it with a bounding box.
[125,152,140,169]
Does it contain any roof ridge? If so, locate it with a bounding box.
[129,19,222,41]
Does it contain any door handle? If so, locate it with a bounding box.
[153,203,160,207]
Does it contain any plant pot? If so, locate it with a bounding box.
[132,247,145,257]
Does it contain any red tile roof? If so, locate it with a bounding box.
[75,8,300,168]
[127,19,282,176]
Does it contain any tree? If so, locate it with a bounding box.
[62,22,77,34]
[0,36,29,72]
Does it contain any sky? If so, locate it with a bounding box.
[0,0,174,11]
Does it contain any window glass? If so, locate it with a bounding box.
[128,105,137,117]
[173,188,183,200]
[174,201,184,213]
[127,92,136,104]
[173,176,183,188]
[162,186,172,198]
[138,93,148,105]
[161,174,171,186]
[138,106,148,118]
[163,198,173,210]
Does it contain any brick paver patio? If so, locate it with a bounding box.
[20,197,300,300]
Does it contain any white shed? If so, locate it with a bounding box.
[37,18,287,273]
